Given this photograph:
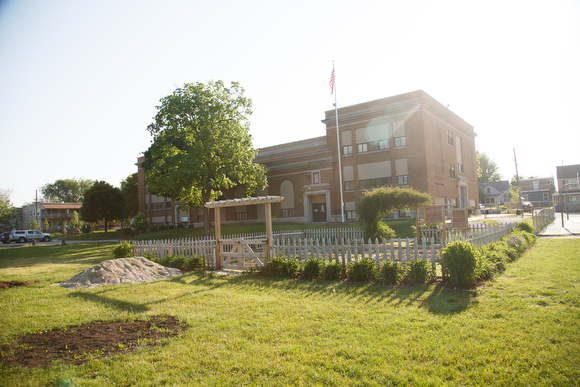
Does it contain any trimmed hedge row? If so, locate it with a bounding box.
[441,221,537,286]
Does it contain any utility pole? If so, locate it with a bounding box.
[513,149,522,216]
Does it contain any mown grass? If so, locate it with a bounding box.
[1,239,579,386]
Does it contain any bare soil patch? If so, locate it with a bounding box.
[0,281,36,290]
[0,316,187,368]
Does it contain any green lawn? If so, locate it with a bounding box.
[1,238,579,386]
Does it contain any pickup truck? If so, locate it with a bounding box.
[8,230,52,243]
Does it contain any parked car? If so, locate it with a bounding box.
[8,230,52,243]
[522,201,533,211]
[1,232,9,244]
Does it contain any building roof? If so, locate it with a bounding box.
[557,164,580,179]
[40,203,82,210]
[478,181,510,192]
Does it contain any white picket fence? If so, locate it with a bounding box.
[532,208,555,233]
[444,222,519,247]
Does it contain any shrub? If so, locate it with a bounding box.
[148,255,205,271]
[262,256,299,277]
[158,224,169,231]
[475,250,496,281]
[517,221,534,234]
[404,258,434,284]
[81,224,92,234]
[441,241,477,285]
[505,233,527,255]
[302,259,324,279]
[348,257,376,282]
[480,243,509,272]
[149,224,158,232]
[121,227,133,236]
[379,260,403,285]
[322,261,345,281]
[113,242,134,258]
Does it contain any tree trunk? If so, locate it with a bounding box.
[202,191,212,237]
[104,217,108,233]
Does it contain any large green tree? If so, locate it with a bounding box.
[0,189,18,225]
[142,80,268,236]
[476,152,502,183]
[80,181,124,232]
[357,187,432,240]
[120,173,139,221]
[41,178,95,203]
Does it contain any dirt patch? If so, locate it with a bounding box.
[0,281,36,290]
[0,316,187,368]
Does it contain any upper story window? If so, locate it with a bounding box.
[342,145,353,156]
[449,164,456,179]
[397,175,409,186]
[447,130,454,146]
[394,136,406,148]
[357,139,389,153]
[312,171,320,185]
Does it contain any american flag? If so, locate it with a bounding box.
[329,67,335,95]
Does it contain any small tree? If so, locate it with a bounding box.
[70,211,81,234]
[357,186,432,240]
[43,218,49,232]
[28,219,39,230]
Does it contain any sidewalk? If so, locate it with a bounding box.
[538,212,580,237]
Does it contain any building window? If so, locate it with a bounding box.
[457,163,464,173]
[394,137,406,148]
[357,143,368,153]
[449,164,456,179]
[543,192,549,201]
[344,181,355,191]
[236,212,247,220]
[166,201,172,209]
[397,175,409,186]
[447,130,454,146]
[533,181,539,190]
[312,171,320,184]
[359,177,391,190]
[342,145,353,155]
[346,210,357,220]
[282,208,295,218]
[151,202,164,210]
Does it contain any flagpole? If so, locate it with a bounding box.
[331,62,345,223]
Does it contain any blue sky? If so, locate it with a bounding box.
[1,0,579,207]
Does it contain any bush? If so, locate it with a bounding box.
[441,241,477,285]
[158,224,169,231]
[404,258,434,284]
[475,250,496,281]
[517,221,534,234]
[113,242,134,258]
[121,227,133,236]
[348,257,376,282]
[262,256,299,277]
[81,224,92,234]
[322,261,345,281]
[148,255,205,271]
[302,259,324,279]
[379,260,403,284]
[148,224,158,232]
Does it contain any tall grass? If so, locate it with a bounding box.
[1,239,579,386]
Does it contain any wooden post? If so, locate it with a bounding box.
[214,208,221,269]
[265,202,272,260]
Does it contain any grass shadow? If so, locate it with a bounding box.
[68,289,149,313]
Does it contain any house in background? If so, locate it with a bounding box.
[19,203,82,232]
[478,181,510,207]
[555,164,580,212]
[137,90,480,225]
[519,177,555,207]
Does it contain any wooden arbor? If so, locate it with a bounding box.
[205,196,284,269]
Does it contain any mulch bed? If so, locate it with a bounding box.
[0,316,188,368]
[0,281,37,290]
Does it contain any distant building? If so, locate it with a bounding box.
[137,90,479,225]
[19,203,82,232]
[478,181,510,207]
[555,164,580,212]
[519,177,555,207]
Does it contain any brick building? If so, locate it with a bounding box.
[137,90,479,226]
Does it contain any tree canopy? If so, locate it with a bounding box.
[41,178,95,203]
[142,80,268,236]
[476,152,502,183]
[120,173,139,221]
[80,181,124,232]
[0,189,17,225]
[357,186,432,240]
